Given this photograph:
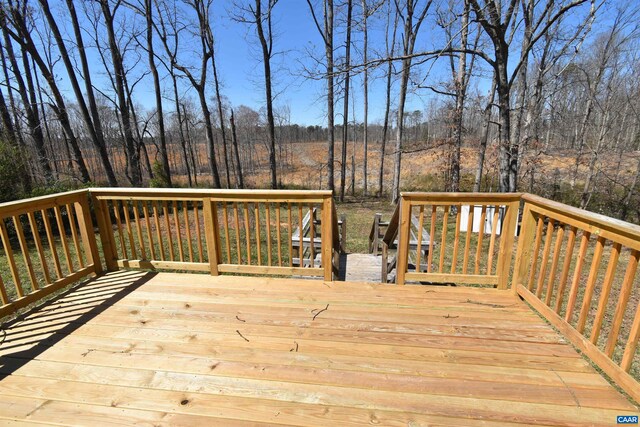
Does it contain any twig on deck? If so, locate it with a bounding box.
[464,299,513,309]
[290,341,299,352]
[236,330,250,342]
[312,304,329,320]
[235,315,246,322]
[444,314,459,319]
[551,368,581,408]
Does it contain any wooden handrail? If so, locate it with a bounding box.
[92,190,335,280]
[392,192,519,288]
[0,190,100,319]
[514,195,640,403]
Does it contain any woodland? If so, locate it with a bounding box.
[0,0,639,222]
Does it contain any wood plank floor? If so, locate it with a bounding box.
[0,271,637,426]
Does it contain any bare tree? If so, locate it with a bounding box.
[37,0,118,185]
[378,3,398,197]
[155,0,221,187]
[232,0,279,189]
[339,0,353,201]
[307,0,335,191]
[391,0,432,202]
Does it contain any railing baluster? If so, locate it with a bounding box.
[605,250,639,357]
[54,205,74,273]
[535,219,555,298]
[544,224,565,305]
[132,201,146,260]
[565,231,591,323]
[439,205,449,273]
[222,203,231,263]
[112,201,127,259]
[122,201,137,260]
[554,226,577,313]
[590,242,621,344]
[233,203,242,263]
[0,218,23,298]
[142,202,156,260]
[28,211,51,284]
[298,203,303,267]
[194,204,204,263]
[13,216,38,291]
[41,209,62,279]
[450,205,462,274]
[153,201,165,261]
[173,201,184,262]
[287,202,293,267]
[184,203,194,262]
[163,201,174,261]
[486,206,500,275]
[462,205,474,274]
[202,198,218,276]
[266,204,272,266]
[416,205,424,273]
[66,203,85,268]
[243,202,251,264]
[427,206,436,273]
[276,202,282,267]
[474,205,486,275]
[255,203,262,265]
[0,272,9,305]
[621,301,640,372]
[526,216,545,290]
[576,236,606,334]
[309,204,315,268]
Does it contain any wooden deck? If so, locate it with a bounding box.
[0,271,637,426]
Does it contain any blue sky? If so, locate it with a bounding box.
[51,0,600,128]
[126,0,442,126]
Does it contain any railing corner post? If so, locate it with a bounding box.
[92,194,118,272]
[322,195,333,281]
[75,194,103,275]
[511,201,536,294]
[396,196,412,286]
[203,198,220,276]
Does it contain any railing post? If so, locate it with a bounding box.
[322,195,333,281]
[75,193,103,275]
[496,199,519,290]
[511,201,536,293]
[203,198,219,276]
[396,195,412,285]
[92,194,118,271]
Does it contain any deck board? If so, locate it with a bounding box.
[0,271,637,426]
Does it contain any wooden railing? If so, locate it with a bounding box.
[368,213,389,256]
[514,193,640,402]
[0,190,101,318]
[1,188,638,399]
[91,189,337,280]
[391,192,520,288]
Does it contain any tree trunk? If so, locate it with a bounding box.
[99,0,142,186]
[339,0,353,201]
[145,0,171,186]
[172,77,192,186]
[254,0,278,189]
[473,75,496,192]
[361,0,368,196]
[326,0,335,191]
[40,0,118,186]
[0,23,51,183]
[230,108,244,189]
